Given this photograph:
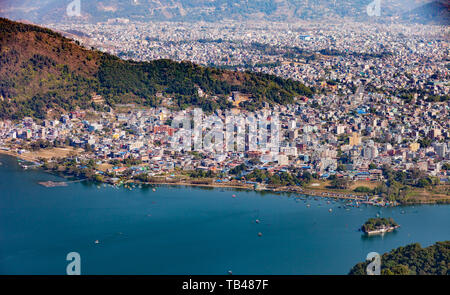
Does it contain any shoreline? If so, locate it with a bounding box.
[129,180,370,201]
[0,149,39,163]
[126,180,257,191]
[109,179,449,206]
[1,151,448,205]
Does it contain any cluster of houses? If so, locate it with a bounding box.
[1,86,448,185]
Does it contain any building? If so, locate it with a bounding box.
[409,142,420,152]
[277,154,289,166]
[25,129,32,139]
[349,132,361,146]
[336,125,345,135]
[434,143,447,158]
[288,130,298,140]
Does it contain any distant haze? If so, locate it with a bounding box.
[0,0,448,24]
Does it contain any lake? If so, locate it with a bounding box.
[0,154,449,274]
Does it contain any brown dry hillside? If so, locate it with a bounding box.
[0,17,313,120]
[0,23,100,77]
[0,21,101,103]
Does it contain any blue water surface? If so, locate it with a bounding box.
[0,154,449,274]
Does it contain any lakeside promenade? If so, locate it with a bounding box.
[1,150,448,206]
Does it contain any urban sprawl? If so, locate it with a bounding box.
[1,19,449,206]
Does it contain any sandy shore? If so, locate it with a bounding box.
[0,149,38,162]
[0,147,80,162]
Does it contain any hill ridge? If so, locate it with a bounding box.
[0,17,313,119]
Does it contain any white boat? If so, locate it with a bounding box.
[365,225,400,236]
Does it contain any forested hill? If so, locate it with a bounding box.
[349,241,450,275]
[0,18,313,120]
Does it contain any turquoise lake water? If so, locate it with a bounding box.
[0,154,449,274]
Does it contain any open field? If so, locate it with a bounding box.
[349,180,382,190]
[306,180,381,192]
[26,147,82,160]
[0,147,82,162]
[405,186,450,204]
[97,163,113,172]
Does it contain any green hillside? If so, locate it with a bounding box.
[0,17,313,119]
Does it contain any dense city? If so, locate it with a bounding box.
[1,19,449,205]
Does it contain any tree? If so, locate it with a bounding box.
[354,186,372,193]
[389,265,411,275]
[417,178,431,188]
[302,171,312,182]
[336,164,347,172]
[330,177,349,189]
[229,164,247,176]
[94,175,104,183]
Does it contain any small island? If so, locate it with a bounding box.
[361,217,400,235]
